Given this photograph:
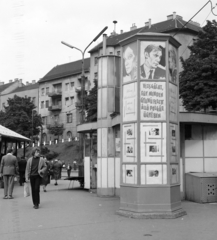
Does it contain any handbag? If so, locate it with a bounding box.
[24,182,30,197]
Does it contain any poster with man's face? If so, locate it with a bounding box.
[168,44,178,84]
[140,41,166,80]
[123,42,137,83]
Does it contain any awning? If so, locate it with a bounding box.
[0,125,30,142]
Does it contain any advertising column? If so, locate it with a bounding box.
[118,33,186,218]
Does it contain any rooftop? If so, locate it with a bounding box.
[39,58,90,83]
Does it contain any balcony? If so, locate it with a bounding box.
[46,123,64,129]
[48,104,62,111]
[48,90,62,97]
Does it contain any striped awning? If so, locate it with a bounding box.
[0,125,30,142]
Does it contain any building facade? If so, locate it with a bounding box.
[38,58,90,144]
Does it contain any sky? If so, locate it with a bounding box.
[0,0,216,84]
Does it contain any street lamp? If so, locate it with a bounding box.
[61,26,108,123]
[61,26,108,163]
[32,109,36,145]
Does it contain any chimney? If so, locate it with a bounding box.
[102,34,107,55]
[120,30,123,34]
[173,12,176,19]
[113,20,117,34]
[26,81,29,85]
[130,23,137,31]
[149,19,151,28]
[9,80,13,83]
[0,82,4,86]
[32,80,36,84]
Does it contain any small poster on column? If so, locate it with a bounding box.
[122,164,137,184]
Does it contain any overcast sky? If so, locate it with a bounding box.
[0,0,216,84]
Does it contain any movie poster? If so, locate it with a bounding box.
[141,164,167,184]
[140,41,166,80]
[170,164,178,184]
[140,82,166,121]
[170,123,178,162]
[123,42,137,83]
[168,44,178,84]
[140,122,166,162]
[169,83,178,123]
[123,83,137,122]
[123,123,137,162]
[122,164,137,184]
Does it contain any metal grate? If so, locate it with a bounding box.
[207,184,216,196]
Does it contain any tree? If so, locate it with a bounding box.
[47,124,64,140]
[180,20,217,112]
[0,95,42,139]
[84,79,97,122]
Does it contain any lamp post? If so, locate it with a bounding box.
[61,26,108,123]
[61,26,108,162]
[32,109,35,143]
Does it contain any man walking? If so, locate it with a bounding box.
[0,148,18,199]
[25,148,47,209]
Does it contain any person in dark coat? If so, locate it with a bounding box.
[18,156,27,186]
[25,148,47,209]
[51,159,63,185]
[0,148,19,199]
[66,163,72,178]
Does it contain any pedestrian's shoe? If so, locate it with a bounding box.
[54,183,58,186]
[34,205,39,209]
[8,196,13,199]
[43,189,47,192]
[3,196,8,199]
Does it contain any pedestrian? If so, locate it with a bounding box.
[25,148,47,209]
[51,158,62,185]
[18,156,27,186]
[0,148,19,199]
[41,156,51,192]
[66,163,72,178]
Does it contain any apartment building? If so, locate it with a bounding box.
[38,58,90,143]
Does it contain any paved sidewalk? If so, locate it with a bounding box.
[0,179,217,240]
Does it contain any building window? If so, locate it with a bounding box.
[54,115,59,123]
[94,57,98,65]
[41,101,44,109]
[42,116,47,125]
[70,82,74,91]
[109,52,113,55]
[46,100,49,108]
[53,83,62,93]
[67,113,72,123]
[65,97,69,106]
[41,88,44,96]
[70,97,74,105]
[32,97,36,105]
[94,72,98,79]
[46,87,49,95]
[117,51,121,56]
[67,131,72,139]
[185,124,192,140]
[65,83,69,91]
[42,133,47,143]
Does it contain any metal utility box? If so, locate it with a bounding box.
[185,172,217,203]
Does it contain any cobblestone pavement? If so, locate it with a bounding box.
[0,178,217,240]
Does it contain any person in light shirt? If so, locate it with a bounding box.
[140,44,166,80]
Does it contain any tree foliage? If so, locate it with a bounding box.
[47,124,64,137]
[0,95,42,138]
[180,20,217,112]
[84,79,97,122]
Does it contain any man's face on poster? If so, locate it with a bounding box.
[145,49,162,69]
[124,47,135,75]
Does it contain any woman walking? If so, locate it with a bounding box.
[25,148,47,209]
[51,159,63,185]
[41,156,50,192]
